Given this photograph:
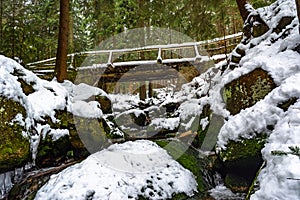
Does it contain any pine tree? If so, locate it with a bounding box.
[55,0,69,82]
[236,0,253,21]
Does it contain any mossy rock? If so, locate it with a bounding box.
[194,104,212,148]
[231,53,242,64]
[223,68,276,115]
[218,135,266,179]
[224,173,250,193]
[155,139,214,198]
[42,110,90,158]
[72,116,111,154]
[94,95,112,114]
[0,96,31,172]
[36,134,73,167]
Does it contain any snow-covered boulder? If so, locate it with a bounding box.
[34,140,198,200]
[0,97,31,172]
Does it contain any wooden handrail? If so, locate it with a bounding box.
[26,32,243,69]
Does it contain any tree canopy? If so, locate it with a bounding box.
[0,0,276,64]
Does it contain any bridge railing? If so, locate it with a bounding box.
[26,32,243,73]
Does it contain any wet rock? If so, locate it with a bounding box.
[223,68,276,115]
[218,135,266,182]
[130,112,151,127]
[0,97,31,173]
[224,173,250,193]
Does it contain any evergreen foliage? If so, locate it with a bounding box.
[0,0,276,64]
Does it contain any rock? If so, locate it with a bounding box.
[224,173,250,193]
[163,102,180,115]
[218,135,266,181]
[155,139,214,199]
[130,111,151,126]
[199,114,224,152]
[223,68,276,115]
[277,97,298,111]
[193,104,211,148]
[228,63,239,70]
[94,95,112,114]
[243,23,252,39]
[36,134,73,167]
[273,16,295,34]
[251,14,270,38]
[12,68,35,95]
[230,53,242,64]
[0,96,31,173]
[235,45,246,57]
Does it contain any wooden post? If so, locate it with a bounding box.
[139,82,146,101]
[148,81,153,98]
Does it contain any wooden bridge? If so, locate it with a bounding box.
[26,32,242,99]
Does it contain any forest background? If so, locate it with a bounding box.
[0,0,275,65]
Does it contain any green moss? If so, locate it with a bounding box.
[0,96,31,172]
[36,134,73,167]
[155,139,211,195]
[223,68,276,115]
[194,104,212,148]
[219,135,266,178]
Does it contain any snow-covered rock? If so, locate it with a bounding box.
[34,140,198,200]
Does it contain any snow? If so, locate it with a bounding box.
[150,117,180,131]
[34,140,197,200]
[208,0,300,199]
[209,184,245,200]
[1,0,300,199]
[0,55,106,162]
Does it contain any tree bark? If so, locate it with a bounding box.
[236,0,252,22]
[55,0,69,83]
[296,0,300,33]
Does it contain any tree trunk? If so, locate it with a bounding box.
[55,0,69,83]
[0,0,3,50]
[68,5,74,53]
[296,0,300,33]
[236,0,252,22]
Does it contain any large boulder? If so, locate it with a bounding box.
[0,97,31,172]
[217,135,266,193]
[223,68,276,115]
